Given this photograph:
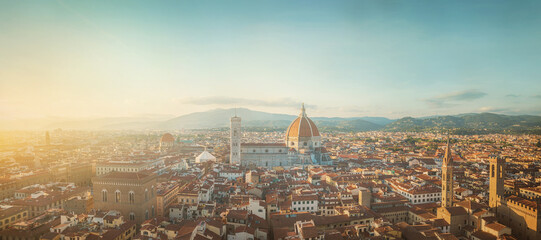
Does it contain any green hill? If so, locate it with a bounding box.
[384,113,541,134]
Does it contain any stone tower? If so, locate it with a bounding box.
[441,137,453,208]
[230,113,241,165]
[45,131,50,145]
[489,155,505,209]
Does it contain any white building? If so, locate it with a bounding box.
[234,198,266,220]
[291,194,318,213]
[219,170,244,180]
[389,180,441,204]
[195,150,216,163]
[236,104,331,168]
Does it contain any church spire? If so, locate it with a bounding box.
[443,134,452,165]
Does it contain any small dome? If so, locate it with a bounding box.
[160,133,175,143]
[286,104,320,138]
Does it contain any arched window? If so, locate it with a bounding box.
[491,165,495,178]
[102,190,108,202]
[500,165,503,178]
[152,205,155,217]
[129,191,135,204]
[115,190,121,203]
[129,212,135,221]
[145,210,149,220]
[145,189,149,201]
[151,186,154,197]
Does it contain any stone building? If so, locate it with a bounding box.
[490,156,541,240]
[92,171,157,224]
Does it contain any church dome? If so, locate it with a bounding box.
[160,133,175,143]
[286,104,320,138]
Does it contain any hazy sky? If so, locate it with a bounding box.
[1,0,541,119]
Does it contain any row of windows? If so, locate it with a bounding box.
[102,189,154,203]
[293,200,315,205]
[289,142,319,146]
[413,198,440,203]
[293,207,315,211]
[1,212,26,227]
[128,207,155,221]
[245,149,283,153]
[412,193,440,198]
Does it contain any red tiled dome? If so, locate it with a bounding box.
[286,105,319,138]
[160,133,175,142]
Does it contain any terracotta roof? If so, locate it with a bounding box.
[443,206,468,216]
[285,107,320,138]
[161,133,175,142]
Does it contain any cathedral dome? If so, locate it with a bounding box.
[286,104,320,138]
[160,133,175,143]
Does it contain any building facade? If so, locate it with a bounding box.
[92,171,157,224]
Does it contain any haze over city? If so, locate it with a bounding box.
[3,1,541,240]
[1,0,541,121]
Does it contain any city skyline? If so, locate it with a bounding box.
[2,0,541,120]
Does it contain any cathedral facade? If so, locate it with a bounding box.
[230,104,332,168]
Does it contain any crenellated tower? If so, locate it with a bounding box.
[489,155,505,209]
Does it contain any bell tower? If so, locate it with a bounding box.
[489,156,505,209]
[230,112,241,165]
[441,136,453,208]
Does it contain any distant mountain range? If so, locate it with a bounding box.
[2,109,540,134]
[384,113,541,134]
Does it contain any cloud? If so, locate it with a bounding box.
[424,89,487,108]
[478,106,509,113]
[505,94,520,98]
[178,96,316,109]
[532,94,541,99]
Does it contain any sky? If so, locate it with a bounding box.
[1,0,541,120]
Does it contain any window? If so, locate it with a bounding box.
[145,210,149,220]
[145,189,149,201]
[303,142,307,146]
[129,191,135,204]
[491,165,495,178]
[102,190,108,202]
[115,190,121,203]
[129,212,135,221]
